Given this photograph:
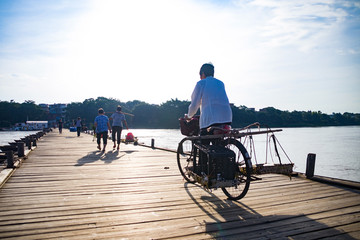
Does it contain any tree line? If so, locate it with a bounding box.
[1,97,359,129]
[0,100,47,128]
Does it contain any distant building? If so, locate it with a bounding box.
[47,104,67,127]
[49,104,67,116]
[39,104,49,114]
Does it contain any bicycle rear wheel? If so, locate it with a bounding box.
[177,138,196,183]
[221,138,252,200]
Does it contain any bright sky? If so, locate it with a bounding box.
[0,0,359,114]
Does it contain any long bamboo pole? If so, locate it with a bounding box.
[106,111,135,117]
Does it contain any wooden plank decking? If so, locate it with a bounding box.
[0,130,359,239]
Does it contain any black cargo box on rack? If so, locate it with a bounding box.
[194,144,236,180]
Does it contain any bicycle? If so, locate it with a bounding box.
[177,119,291,200]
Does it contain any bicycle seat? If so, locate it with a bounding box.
[209,124,231,135]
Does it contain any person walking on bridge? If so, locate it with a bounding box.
[75,117,83,137]
[110,105,129,150]
[94,108,112,152]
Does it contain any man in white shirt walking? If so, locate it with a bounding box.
[186,62,232,136]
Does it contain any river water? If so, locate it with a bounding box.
[129,126,360,183]
[1,126,359,182]
[0,131,39,147]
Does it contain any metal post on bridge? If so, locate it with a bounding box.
[32,138,37,147]
[6,150,14,168]
[17,142,25,157]
[306,153,316,179]
[25,137,32,150]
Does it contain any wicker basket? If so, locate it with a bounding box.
[179,116,200,136]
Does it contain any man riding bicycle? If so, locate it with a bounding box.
[185,62,233,137]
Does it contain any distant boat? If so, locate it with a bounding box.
[13,121,48,131]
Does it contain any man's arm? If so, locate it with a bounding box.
[187,82,202,118]
[107,121,112,133]
[123,120,129,130]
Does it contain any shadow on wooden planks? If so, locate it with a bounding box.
[183,182,359,240]
[74,150,139,166]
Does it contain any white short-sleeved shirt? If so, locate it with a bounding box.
[187,76,232,129]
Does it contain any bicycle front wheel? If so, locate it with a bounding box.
[177,138,196,183]
[221,138,252,200]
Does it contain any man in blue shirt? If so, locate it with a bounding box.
[94,108,112,152]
